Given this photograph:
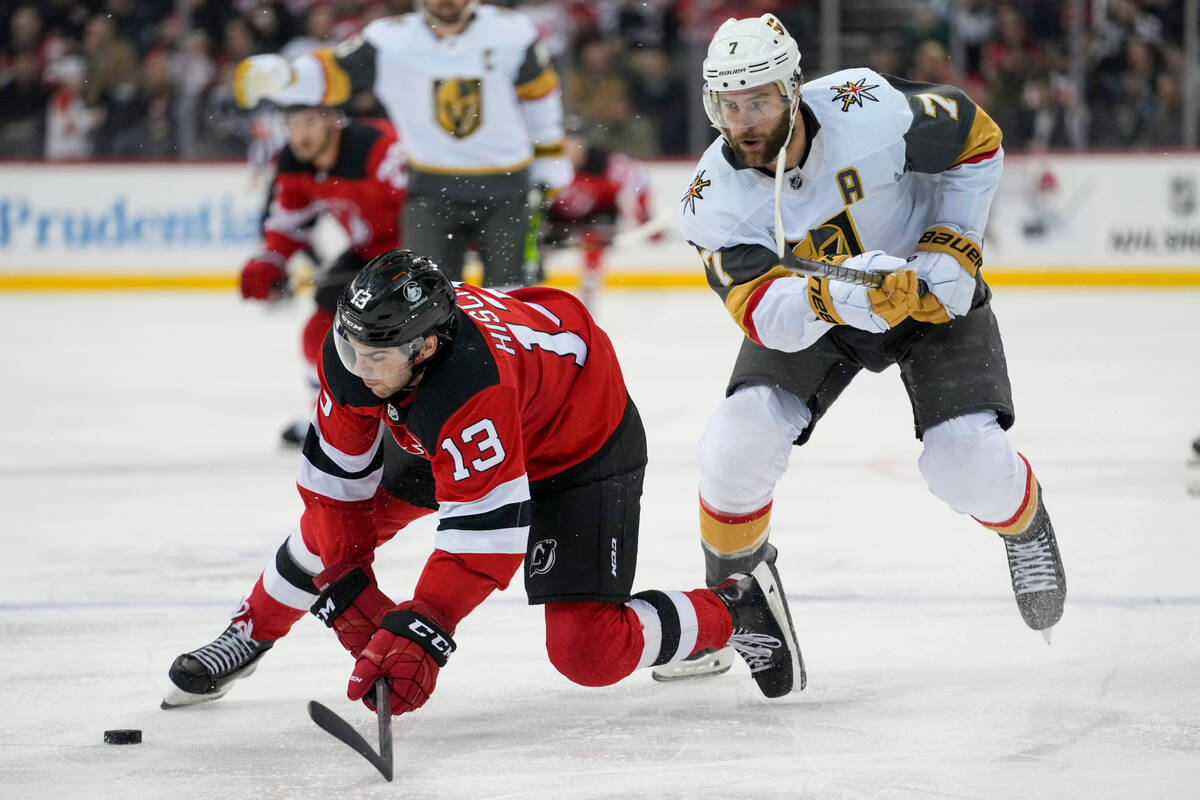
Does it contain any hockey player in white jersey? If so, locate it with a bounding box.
[653,14,1066,683]
[232,0,572,287]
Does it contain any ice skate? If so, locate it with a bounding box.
[1000,499,1066,638]
[162,622,274,709]
[280,420,308,447]
[650,646,736,682]
[712,561,804,698]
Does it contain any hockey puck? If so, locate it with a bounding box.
[103,729,142,745]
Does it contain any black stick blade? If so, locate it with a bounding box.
[308,699,394,782]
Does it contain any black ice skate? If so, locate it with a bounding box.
[1000,496,1066,639]
[280,420,308,447]
[161,622,273,709]
[712,561,804,698]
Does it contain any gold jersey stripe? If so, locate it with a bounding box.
[515,66,560,100]
[954,104,1002,165]
[700,505,772,557]
[313,48,352,105]
[533,140,565,158]
[915,226,983,275]
[405,156,534,175]
[722,264,795,337]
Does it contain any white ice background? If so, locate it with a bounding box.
[1,288,1198,799]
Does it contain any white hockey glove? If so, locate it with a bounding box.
[530,152,573,200]
[234,54,295,109]
[907,225,983,323]
[806,251,917,334]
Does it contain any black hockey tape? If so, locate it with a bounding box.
[103,729,142,745]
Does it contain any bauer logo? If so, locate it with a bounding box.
[529,539,557,577]
[403,281,424,303]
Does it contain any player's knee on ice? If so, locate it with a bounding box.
[544,602,638,687]
[918,411,1027,521]
[698,386,811,512]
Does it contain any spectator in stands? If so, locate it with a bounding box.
[593,93,658,159]
[565,38,629,123]
[908,40,957,86]
[1138,72,1184,148]
[44,54,96,160]
[0,51,49,158]
[626,46,688,155]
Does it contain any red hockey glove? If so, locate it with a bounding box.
[239,255,287,300]
[309,562,394,658]
[347,601,456,716]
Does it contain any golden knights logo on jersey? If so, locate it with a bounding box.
[682,170,711,214]
[434,78,483,138]
[788,209,865,261]
[830,78,880,112]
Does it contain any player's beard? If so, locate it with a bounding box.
[730,112,792,169]
[425,0,471,24]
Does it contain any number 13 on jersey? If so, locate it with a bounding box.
[441,418,506,481]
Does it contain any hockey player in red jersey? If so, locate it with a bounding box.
[239,103,409,444]
[539,116,655,307]
[163,249,803,713]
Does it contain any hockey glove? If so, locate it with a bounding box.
[348,601,456,716]
[908,225,983,323]
[806,251,916,333]
[233,54,295,109]
[239,254,288,300]
[310,562,395,658]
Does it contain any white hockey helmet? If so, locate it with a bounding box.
[702,14,802,132]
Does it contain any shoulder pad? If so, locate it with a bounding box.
[677,141,776,253]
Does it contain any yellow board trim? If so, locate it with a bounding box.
[3,268,1200,292]
[406,156,534,176]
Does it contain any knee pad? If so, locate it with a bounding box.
[918,412,1027,519]
[697,385,811,513]
[544,602,638,687]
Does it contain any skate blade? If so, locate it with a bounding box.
[651,647,735,682]
[1041,626,1054,645]
[160,682,233,709]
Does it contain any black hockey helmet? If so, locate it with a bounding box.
[336,249,457,350]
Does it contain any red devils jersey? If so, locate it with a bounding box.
[263,118,407,262]
[548,146,650,226]
[296,283,628,622]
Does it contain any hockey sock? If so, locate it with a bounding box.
[244,531,324,640]
[626,589,733,670]
[975,453,1041,536]
[700,495,773,585]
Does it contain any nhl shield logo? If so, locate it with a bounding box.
[386,404,400,422]
[529,539,557,577]
[434,78,483,139]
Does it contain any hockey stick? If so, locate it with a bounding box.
[308,681,394,782]
[522,187,546,285]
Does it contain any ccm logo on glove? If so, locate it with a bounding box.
[405,617,455,662]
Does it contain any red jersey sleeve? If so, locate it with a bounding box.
[295,349,388,566]
[411,383,529,625]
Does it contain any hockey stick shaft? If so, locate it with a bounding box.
[779,247,886,288]
[307,681,394,782]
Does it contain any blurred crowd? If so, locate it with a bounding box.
[0,0,1193,161]
[871,0,1192,150]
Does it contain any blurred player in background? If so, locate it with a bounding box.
[233,0,572,288]
[537,115,656,307]
[163,249,803,713]
[655,14,1066,682]
[239,103,407,445]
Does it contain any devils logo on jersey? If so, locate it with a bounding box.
[434,78,483,138]
[529,539,557,576]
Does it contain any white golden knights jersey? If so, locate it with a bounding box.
[284,7,566,186]
[678,68,1004,353]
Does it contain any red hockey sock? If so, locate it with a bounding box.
[239,574,307,642]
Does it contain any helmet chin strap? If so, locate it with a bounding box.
[773,93,803,259]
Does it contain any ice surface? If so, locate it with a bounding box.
[1,288,1198,799]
